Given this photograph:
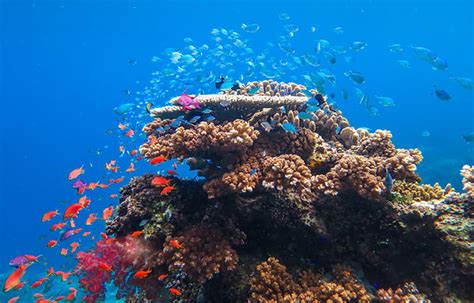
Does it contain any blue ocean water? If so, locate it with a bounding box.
[0,0,473,301]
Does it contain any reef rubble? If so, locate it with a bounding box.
[78,81,472,302]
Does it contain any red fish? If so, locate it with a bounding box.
[131,149,138,156]
[42,210,59,222]
[158,274,168,281]
[30,277,48,289]
[113,177,124,183]
[133,269,152,279]
[148,135,158,145]
[124,129,134,137]
[102,206,114,220]
[70,242,79,253]
[150,156,167,165]
[169,239,183,249]
[47,267,54,276]
[3,265,27,292]
[78,196,90,208]
[47,240,57,248]
[55,296,65,301]
[14,281,25,290]
[129,231,143,238]
[85,213,97,225]
[118,123,127,130]
[173,162,178,170]
[68,166,84,180]
[167,169,177,175]
[55,271,71,282]
[82,231,91,237]
[109,194,118,199]
[50,223,67,231]
[98,262,112,271]
[60,248,68,256]
[169,288,182,296]
[63,203,83,219]
[65,288,77,301]
[7,296,20,303]
[151,176,170,187]
[160,185,175,195]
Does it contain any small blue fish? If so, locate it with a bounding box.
[306,105,318,113]
[344,71,365,84]
[248,87,260,95]
[189,115,201,123]
[298,112,312,120]
[206,115,216,121]
[114,103,135,114]
[434,87,451,101]
[201,108,213,114]
[385,168,393,192]
[250,169,257,176]
[281,122,297,133]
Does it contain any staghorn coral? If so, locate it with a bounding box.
[461,164,474,199]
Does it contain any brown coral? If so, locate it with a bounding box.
[392,180,449,202]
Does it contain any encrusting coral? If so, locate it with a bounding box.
[91,81,474,303]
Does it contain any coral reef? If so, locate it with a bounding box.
[85,81,473,303]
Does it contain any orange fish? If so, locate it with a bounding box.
[102,206,114,220]
[160,185,175,195]
[133,269,152,279]
[60,248,68,256]
[55,295,65,301]
[151,176,170,187]
[124,129,134,137]
[88,182,99,190]
[98,183,109,189]
[100,232,108,239]
[125,162,135,172]
[78,196,90,208]
[65,288,77,301]
[63,203,83,220]
[85,213,97,225]
[47,240,57,248]
[113,177,124,183]
[150,156,167,165]
[55,271,71,282]
[158,274,168,281]
[3,265,27,292]
[167,169,177,175]
[82,231,91,237]
[36,299,50,303]
[68,166,84,180]
[169,239,183,249]
[47,267,54,276]
[70,242,79,253]
[129,231,143,238]
[42,210,59,222]
[30,277,48,289]
[33,293,44,298]
[105,161,118,172]
[169,288,182,296]
[173,162,178,170]
[148,135,158,145]
[110,194,118,199]
[98,262,112,271]
[131,149,138,156]
[50,222,67,231]
[14,281,25,290]
[118,123,127,130]
[7,296,20,303]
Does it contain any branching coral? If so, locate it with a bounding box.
[461,164,474,199]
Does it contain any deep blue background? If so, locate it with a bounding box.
[0,0,473,286]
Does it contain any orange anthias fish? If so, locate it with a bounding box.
[47,267,54,276]
[151,176,170,187]
[169,239,183,249]
[68,166,84,180]
[129,231,143,238]
[47,240,57,248]
[125,162,135,172]
[98,262,112,271]
[110,194,118,199]
[82,231,91,237]
[60,248,68,256]
[50,222,67,231]
[167,170,177,175]
[30,277,48,289]
[55,271,71,282]
[78,196,91,208]
[14,281,25,290]
[42,210,59,222]
[173,162,177,170]
[70,242,79,253]
[3,265,27,292]
[169,288,182,296]
[88,182,99,190]
[66,287,77,301]
[160,185,175,196]
[63,203,83,220]
[158,274,168,281]
[148,135,158,145]
[85,213,97,225]
[124,129,134,137]
[113,177,124,183]
[118,123,128,130]
[133,269,152,279]
[131,149,138,156]
[150,156,167,165]
[7,296,20,303]
[102,206,114,220]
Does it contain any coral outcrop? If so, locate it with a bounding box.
[86,81,473,303]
